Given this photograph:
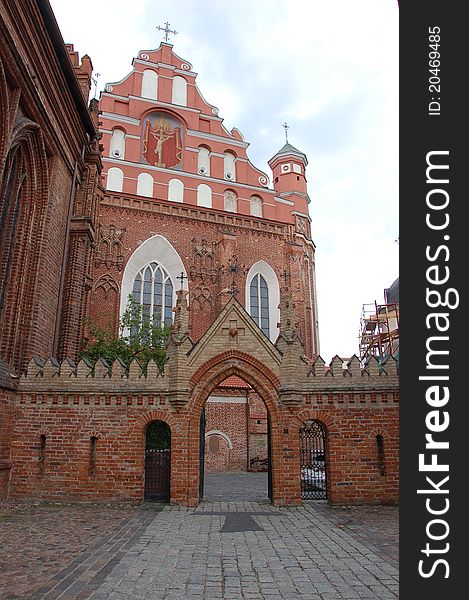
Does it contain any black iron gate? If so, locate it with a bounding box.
[199,409,206,500]
[300,419,327,500]
[267,413,273,501]
[144,421,171,501]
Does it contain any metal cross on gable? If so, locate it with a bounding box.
[283,121,290,143]
[156,22,178,43]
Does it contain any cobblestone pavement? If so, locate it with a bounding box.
[0,474,398,600]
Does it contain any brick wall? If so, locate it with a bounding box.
[90,198,316,353]
[0,388,15,500]
[8,385,398,506]
[205,393,248,472]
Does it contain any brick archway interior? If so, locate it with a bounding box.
[185,356,279,506]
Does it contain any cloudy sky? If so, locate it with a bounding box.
[49,0,399,363]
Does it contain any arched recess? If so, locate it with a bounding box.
[186,350,281,505]
[172,75,187,106]
[168,178,184,203]
[141,69,158,100]
[223,151,236,181]
[205,430,233,449]
[119,234,187,320]
[0,116,49,371]
[197,146,210,176]
[197,183,212,208]
[293,409,336,502]
[144,420,171,501]
[136,172,154,197]
[129,410,179,502]
[245,261,280,343]
[106,167,123,192]
[109,128,126,159]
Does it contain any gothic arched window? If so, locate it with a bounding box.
[0,147,25,316]
[131,262,174,329]
[249,274,269,337]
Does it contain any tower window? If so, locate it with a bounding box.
[250,274,269,337]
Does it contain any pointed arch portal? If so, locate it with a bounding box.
[187,351,280,505]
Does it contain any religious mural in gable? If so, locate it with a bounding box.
[142,112,183,169]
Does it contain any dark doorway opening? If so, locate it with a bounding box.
[144,420,171,501]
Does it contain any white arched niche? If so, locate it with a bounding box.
[109,129,125,159]
[245,260,280,343]
[197,183,212,208]
[141,69,158,100]
[197,146,210,176]
[172,76,187,106]
[106,167,124,192]
[224,152,236,181]
[168,178,184,203]
[136,172,154,197]
[205,430,233,449]
[120,235,188,321]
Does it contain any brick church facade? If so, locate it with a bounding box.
[0,0,399,506]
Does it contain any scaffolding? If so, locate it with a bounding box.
[359,301,399,366]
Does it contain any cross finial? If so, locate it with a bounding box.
[283,122,290,144]
[176,271,187,290]
[91,72,100,99]
[156,21,178,43]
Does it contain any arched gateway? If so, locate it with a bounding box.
[15,289,399,507]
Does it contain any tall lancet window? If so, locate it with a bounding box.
[250,274,269,337]
[0,147,25,315]
[131,262,174,331]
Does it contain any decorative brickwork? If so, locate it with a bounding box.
[0,2,398,507]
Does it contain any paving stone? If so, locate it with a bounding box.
[1,473,398,600]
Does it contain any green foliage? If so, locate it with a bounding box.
[146,420,171,450]
[80,295,170,372]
